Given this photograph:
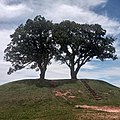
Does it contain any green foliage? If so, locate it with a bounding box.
[53,20,117,79]
[4,15,55,78]
[4,16,117,79]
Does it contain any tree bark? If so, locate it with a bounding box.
[71,71,77,79]
[70,65,77,79]
[38,63,47,79]
[40,68,46,79]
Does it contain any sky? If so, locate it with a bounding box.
[0,0,120,87]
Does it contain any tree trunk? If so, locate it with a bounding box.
[38,63,47,79]
[40,68,46,79]
[71,71,77,79]
[70,65,77,79]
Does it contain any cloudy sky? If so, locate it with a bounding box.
[0,0,120,87]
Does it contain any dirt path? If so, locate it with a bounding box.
[75,105,120,113]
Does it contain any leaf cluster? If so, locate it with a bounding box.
[4,15,55,74]
[53,21,117,66]
[4,16,117,75]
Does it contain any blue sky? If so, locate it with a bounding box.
[0,0,120,87]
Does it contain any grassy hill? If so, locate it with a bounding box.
[0,79,120,120]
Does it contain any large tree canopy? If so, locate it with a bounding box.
[4,16,117,80]
[53,20,117,79]
[4,15,55,79]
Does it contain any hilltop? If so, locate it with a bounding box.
[0,79,120,120]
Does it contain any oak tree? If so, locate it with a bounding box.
[53,20,117,79]
[4,15,55,79]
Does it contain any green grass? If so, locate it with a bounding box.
[0,79,120,120]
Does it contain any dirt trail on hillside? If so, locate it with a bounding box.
[75,105,120,113]
[53,90,120,113]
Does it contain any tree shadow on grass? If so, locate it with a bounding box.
[13,79,78,88]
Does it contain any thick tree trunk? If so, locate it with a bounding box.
[71,71,77,79]
[70,65,77,79]
[38,63,47,79]
[40,68,46,79]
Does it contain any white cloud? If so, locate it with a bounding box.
[0,1,31,19]
[80,67,120,79]
[82,62,97,70]
[43,2,120,35]
[0,29,14,64]
[114,38,120,58]
[0,62,38,85]
[30,0,107,10]
[103,67,120,77]
[0,0,119,35]
[0,29,14,50]
[0,0,33,28]
[78,66,120,87]
[46,61,70,79]
[70,0,107,9]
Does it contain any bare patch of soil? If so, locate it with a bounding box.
[75,105,120,113]
[54,90,76,99]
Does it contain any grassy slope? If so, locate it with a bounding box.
[0,79,120,120]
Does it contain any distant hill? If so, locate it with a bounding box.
[0,79,120,120]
